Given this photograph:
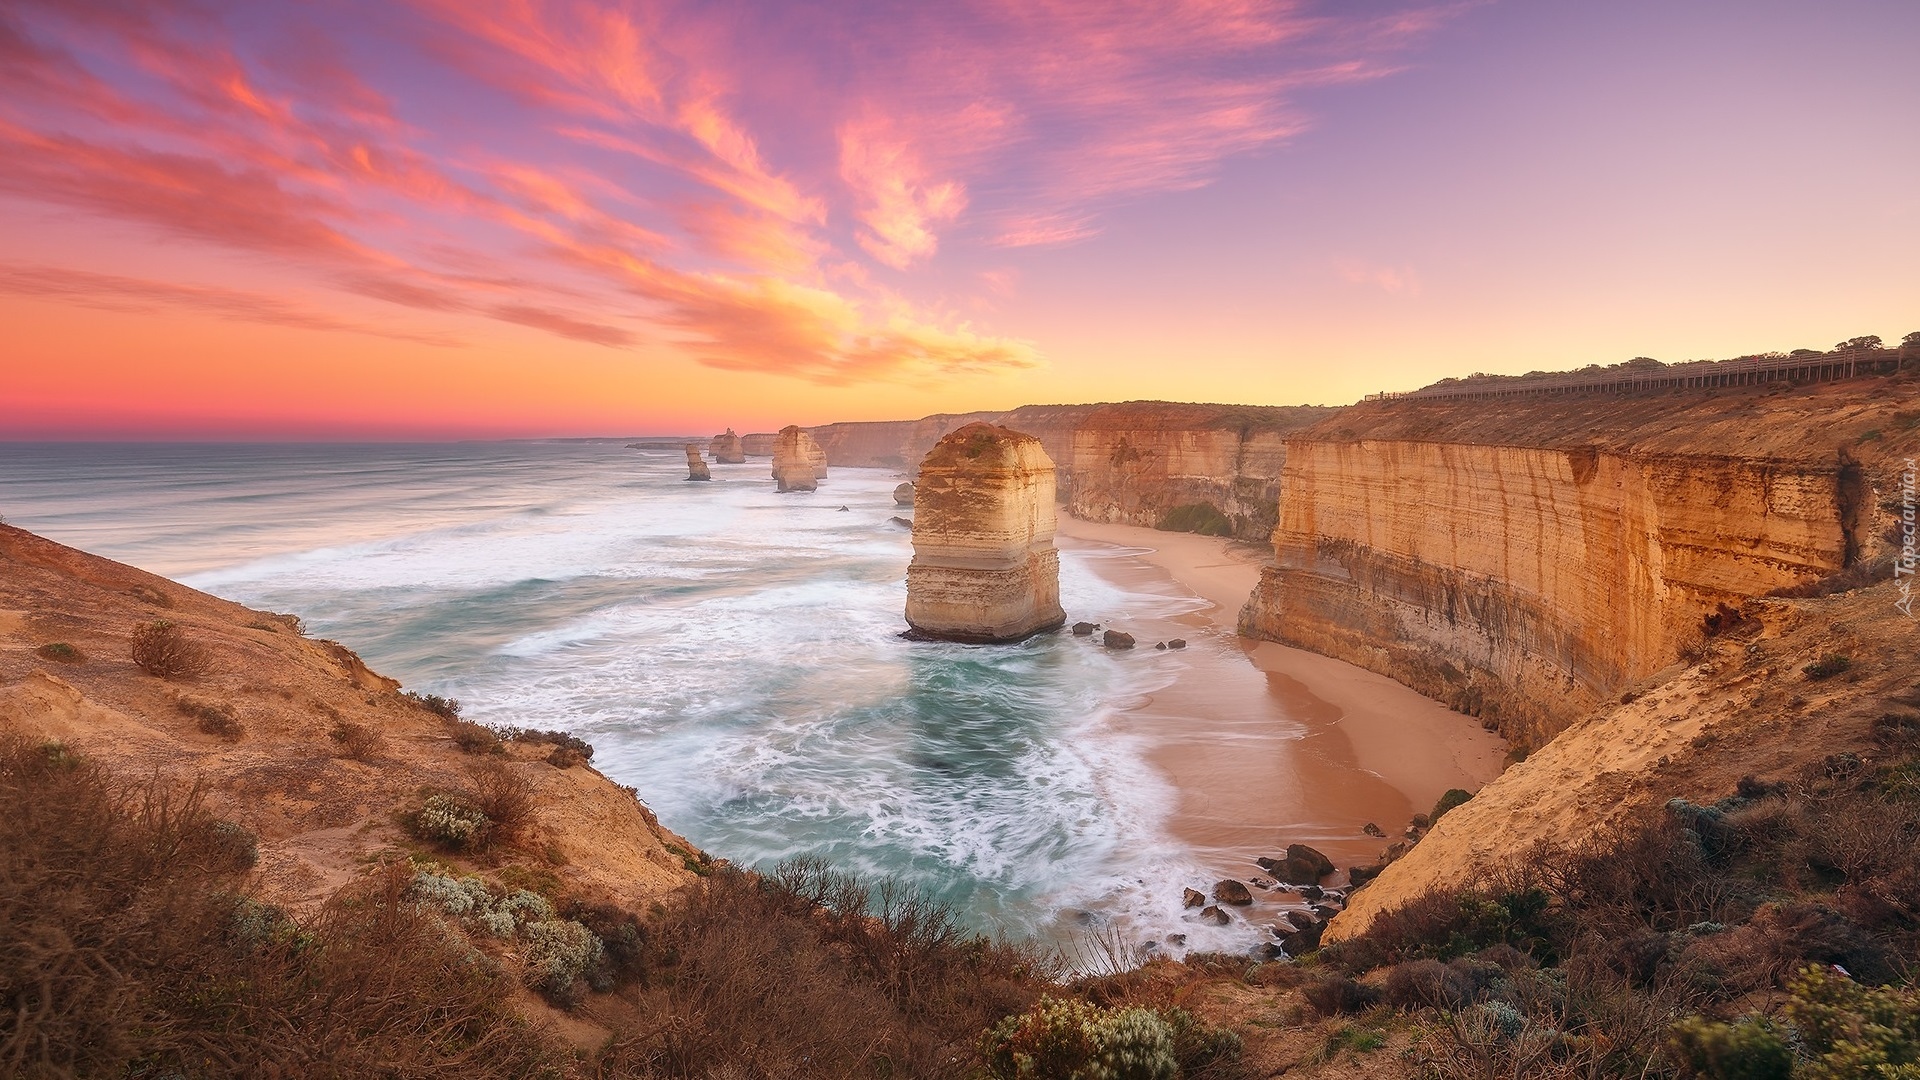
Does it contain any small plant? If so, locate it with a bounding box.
[35,642,84,664]
[412,793,491,850]
[176,696,244,741]
[449,720,505,755]
[1669,1015,1792,1080]
[131,620,212,679]
[403,691,463,720]
[1803,654,1853,681]
[1302,973,1382,1015]
[505,727,594,761]
[521,918,604,1000]
[1430,788,1473,825]
[465,759,538,842]
[204,820,260,870]
[982,996,1178,1080]
[329,721,386,761]
[1157,502,1234,537]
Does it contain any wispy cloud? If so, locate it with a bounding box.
[0,0,1462,385]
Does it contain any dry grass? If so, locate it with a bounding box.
[328,720,387,762]
[464,758,539,843]
[129,620,212,679]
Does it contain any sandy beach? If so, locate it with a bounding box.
[1054,514,1507,889]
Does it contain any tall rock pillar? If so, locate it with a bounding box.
[685,444,711,481]
[772,425,822,493]
[905,423,1065,642]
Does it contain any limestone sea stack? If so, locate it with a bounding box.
[771,425,822,493]
[893,482,915,507]
[709,428,746,464]
[685,444,711,481]
[904,423,1065,643]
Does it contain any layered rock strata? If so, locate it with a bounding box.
[771,425,823,493]
[1067,402,1331,539]
[905,423,1065,642]
[1240,387,1892,747]
[709,428,746,464]
[684,445,710,481]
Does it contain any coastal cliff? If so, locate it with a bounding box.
[1065,402,1331,539]
[905,423,1066,642]
[1241,381,1907,747]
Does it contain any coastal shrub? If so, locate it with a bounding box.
[1430,787,1473,825]
[981,996,1178,1080]
[402,690,462,720]
[1301,973,1380,1015]
[1803,654,1853,680]
[521,918,603,1000]
[130,620,212,679]
[175,695,244,740]
[504,726,595,761]
[448,719,505,755]
[464,759,538,842]
[412,793,491,851]
[329,720,386,761]
[34,641,83,664]
[1157,502,1234,537]
[1669,1015,1793,1080]
[1784,964,1920,1078]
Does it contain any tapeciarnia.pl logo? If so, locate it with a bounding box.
[1897,457,1916,619]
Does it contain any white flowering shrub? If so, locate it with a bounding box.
[410,870,493,918]
[414,794,490,849]
[521,918,604,997]
[983,996,1177,1080]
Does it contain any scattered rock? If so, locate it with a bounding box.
[1283,910,1317,931]
[1258,843,1336,885]
[893,482,915,507]
[1311,904,1340,921]
[1213,879,1254,906]
[837,506,849,511]
[1182,887,1205,909]
[1251,876,1278,889]
[1255,941,1286,960]
[1299,884,1324,901]
[1279,922,1323,955]
[1102,630,1136,650]
[1167,639,1186,649]
[889,516,913,528]
[1363,822,1386,838]
[1382,840,1412,863]
[1166,933,1186,947]
[1154,642,1167,650]
[1072,621,1099,636]
[1347,863,1385,887]
[1198,905,1230,925]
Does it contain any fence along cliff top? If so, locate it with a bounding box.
[1367,344,1909,403]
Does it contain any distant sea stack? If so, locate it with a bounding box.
[684,444,711,481]
[893,482,915,507]
[904,423,1065,643]
[709,428,746,464]
[771,426,822,493]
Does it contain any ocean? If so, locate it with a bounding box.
[0,440,1273,954]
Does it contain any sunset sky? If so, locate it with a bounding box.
[3,0,1915,438]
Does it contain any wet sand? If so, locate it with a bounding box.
[1054,515,1507,887]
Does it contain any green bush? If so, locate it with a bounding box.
[1430,788,1473,825]
[1785,965,1920,1079]
[1157,503,1234,537]
[1669,1015,1792,1080]
[983,996,1178,1079]
[35,642,83,664]
[1802,655,1852,680]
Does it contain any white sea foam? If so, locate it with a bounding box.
[0,440,1276,956]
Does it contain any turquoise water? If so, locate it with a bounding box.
[0,440,1262,950]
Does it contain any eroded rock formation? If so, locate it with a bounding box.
[904,423,1065,643]
[893,482,915,507]
[1067,402,1330,539]
[1240,388,1890,748]
[771,425,823,493]
[709,428,745,464]
[684,444,710,481]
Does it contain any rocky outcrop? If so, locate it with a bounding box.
[1240,385,1903,748]
[709,428,745,464]
[893,483,915,507]
[904,423,1066,643]
[771,426,823,493]
[685,445,711,481]
[1067,402,1331,539]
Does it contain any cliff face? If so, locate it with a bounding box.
[905,423,1066,643]
[1066,402,1332,539]
[1241,382,1908,747]
[771,425,825,492]
[1328,579,1918,939]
